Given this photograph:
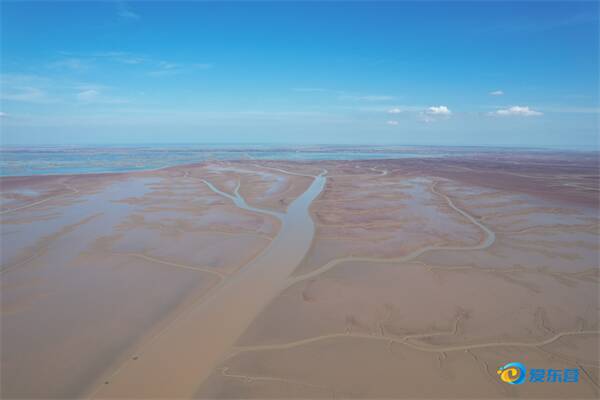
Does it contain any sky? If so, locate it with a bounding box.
[0,1,598,147]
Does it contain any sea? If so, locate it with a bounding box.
[0,144,591,177]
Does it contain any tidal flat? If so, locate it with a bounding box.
[1,152,598,398]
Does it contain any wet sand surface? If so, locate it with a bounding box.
[1,153,599,398]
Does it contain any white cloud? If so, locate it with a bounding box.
[489,90,504,96]
[425,105,452,116]
[74,86,128,104]
[386,120,399,125]
[91,51,148,65]
[118,9,140,19]
[117,1,140,20]
[386,105,454,122]
[415,105,452,123]
[0,112,7,118]
[116,55,146,65]
[69,52,211,76]
[490,106,543,117]
[148,61,212,77]
[380,105,425,114]
[0,74,127,105]
[1,87,51,103]
[77,89,100,102]
[158,61,178,70]
[49,58,88,71]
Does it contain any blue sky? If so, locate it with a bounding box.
[1,1,598,147]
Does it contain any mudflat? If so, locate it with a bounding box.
[1,153,598,398]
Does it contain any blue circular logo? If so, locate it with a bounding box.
[497,362,526,385]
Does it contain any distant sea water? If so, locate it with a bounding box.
[0,144,443,176]
[0,144,593,177]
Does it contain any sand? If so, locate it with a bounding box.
[1,154,598,398]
